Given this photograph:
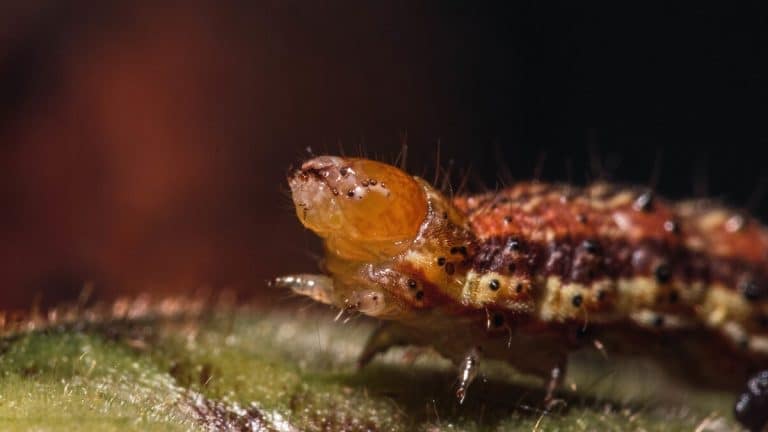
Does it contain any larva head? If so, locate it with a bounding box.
[289,156,428,261]
[287,155,474,320]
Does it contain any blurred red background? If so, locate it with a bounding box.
[0,1,480,309]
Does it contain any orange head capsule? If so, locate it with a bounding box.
[286,156,473,320]
[289,156,428,261]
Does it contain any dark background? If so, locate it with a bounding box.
[1,1,766,309]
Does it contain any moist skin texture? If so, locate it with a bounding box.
[280,155,768,431]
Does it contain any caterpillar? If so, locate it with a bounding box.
[278,155,768,431]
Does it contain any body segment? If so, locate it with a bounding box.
[281,155,768,430]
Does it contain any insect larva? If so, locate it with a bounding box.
[278,155,768,431]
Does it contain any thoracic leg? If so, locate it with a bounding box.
[272,274,335,305]
[455,347,481,404]
[544,357,567,410]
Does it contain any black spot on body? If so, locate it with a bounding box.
[668,291,679,304]
[581,239,601,255]
[450,246,467,256]
[654,263,672,284]
[652,315,665,327]
[571,294,583,307]
[741,279,764,302]
[489,279,500,291]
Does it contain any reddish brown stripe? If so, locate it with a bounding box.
[454,182,768,264]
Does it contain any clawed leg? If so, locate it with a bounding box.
[455,347,481,404]
[543,358,567,410]
[272,274,335,305]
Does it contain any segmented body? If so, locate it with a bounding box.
[453,182,768,356]
[283,155,768,430]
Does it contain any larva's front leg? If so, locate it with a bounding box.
[455,347,481,404]
[544,358,568,410]
[272,274,336,305]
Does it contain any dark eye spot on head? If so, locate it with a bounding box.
[346,190,355,197]
[371,295,378,301]
[515,283,523,293]
[489,279,500,291]
[507,238,521,252]
[339,166,349,176]
[407,279,418,290]
[437,257,446,266]
[369,179,377,185]
[415,291,424,301]
[442,211,448,220]
[444,262,455,275]
[571,294,583,307]
[654,263,672,284]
